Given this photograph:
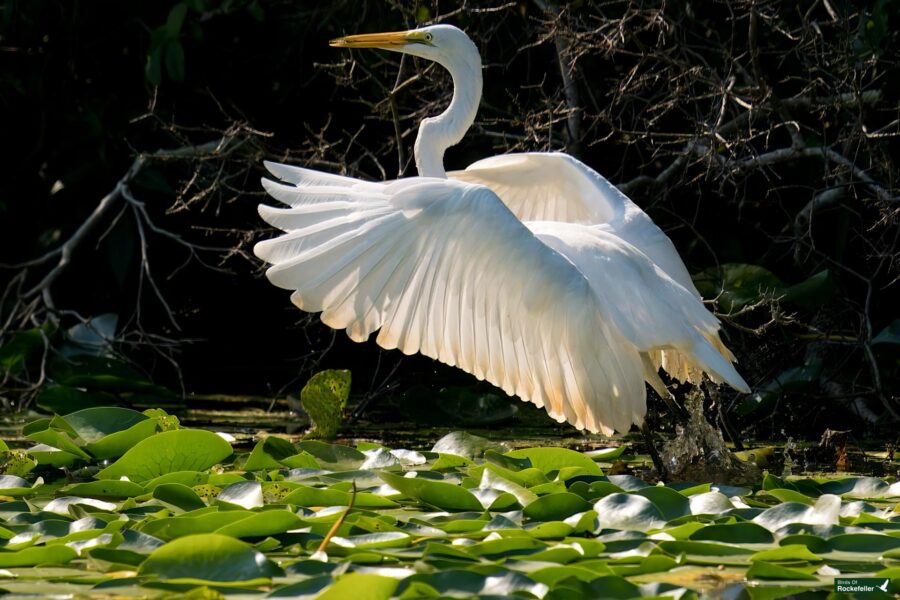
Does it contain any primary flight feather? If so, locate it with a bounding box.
[255,24,748,436]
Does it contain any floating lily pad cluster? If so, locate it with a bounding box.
[1,410,900,598]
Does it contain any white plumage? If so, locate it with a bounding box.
[255,24,748,435]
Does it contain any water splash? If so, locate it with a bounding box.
[659,388,760,484]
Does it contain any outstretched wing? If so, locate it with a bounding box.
[449,152,742,385]
[448,152,628,225]
[255,164,647,435]
[448,152,698,292]
[529,222,749,393]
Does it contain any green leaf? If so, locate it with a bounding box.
[827,533,900,552]
[139,511,253,540]
[431,431,507,459]
[690,522,774,544]
[0,474,42,496]
[62,480,145,499]
[296,440,364,470]
[782,270,833,308]
[745,560,819,581]
[96,429,232,482]
[585,446,627,461]
[657,540,752,556]
[0,545,77,567]
[143,471,208,492]
[165,3,188,36]
[35,385,114,415]
[164,40,185,82]
[139,533,283,582]
[317,573,398,600]
[214,510,306,538]
[328,531,411,552]
[478,465,537,506]
[736,360,823,416]
[24,419,90,459]
[301,370,351,439]
[282,484,398,509]
[269,576,333,597]
[217,481,263,509]
[693,263,785,311]
[378,471,482,511]
[48,355,168,395]
[530,564,608,585]
[280,451,319,469]
[0,449,37,476]
[763,488,814,505]
[153,483,207,511]
[63,407,157,459]
[594,493,666,531]
[27,445,83,468]
[523,493,592,521]
[750,544,822,562]
[0,327,46,376]
[633,486,690,521]
[505,447,603,476]
[243,436,298,471]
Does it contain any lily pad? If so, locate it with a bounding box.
[139,533,283,582]
[378,471,482,511]
[97,429,233,481]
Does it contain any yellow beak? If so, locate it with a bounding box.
[329,30,431,49]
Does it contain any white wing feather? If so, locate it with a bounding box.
[255,170,649,435]
[529,222,749,393]
[448,153,695,289]
[449,152,742,386]
[448,152,622,224]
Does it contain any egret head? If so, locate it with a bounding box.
[330,24,480,73]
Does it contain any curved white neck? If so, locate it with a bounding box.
[414,57,482,178]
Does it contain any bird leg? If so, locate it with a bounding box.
[640,422,668,482]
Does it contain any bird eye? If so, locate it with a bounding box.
[425,33,433,41]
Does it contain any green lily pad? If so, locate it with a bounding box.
[317,573,398,600]
[215,510,307,538]
[751,544,822,562]
[505,447,603,476]
[153,483,207,512]
[594,493,666,531]
[217,481,263,510]
[97,429,233,481]
[523,493,591,521]
[745,560,819,581]
[633,486,690,520]
[139,511,254,540]
[243,436,299,471]
[62,480,145,499]
[378,471,482,511]
[690,522,774,544]
[301,369,351,439]
[139,533,283,582]
[281,484,398,508]
[0,545,78,567]
[296,440,365,470]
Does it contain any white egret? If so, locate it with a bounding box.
[255,25,749,438]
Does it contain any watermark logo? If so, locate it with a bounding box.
[834,578,891,594]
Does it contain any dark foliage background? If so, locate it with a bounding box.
[1,0,898,443]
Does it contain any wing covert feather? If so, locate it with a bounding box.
[255,171,647,434]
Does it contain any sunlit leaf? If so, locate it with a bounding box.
[139,533,283,582]
[317,573,398,600]
[97,429,232,481]
[505,447,603,476]
[378,471,481,511]
[301,370,351,439]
